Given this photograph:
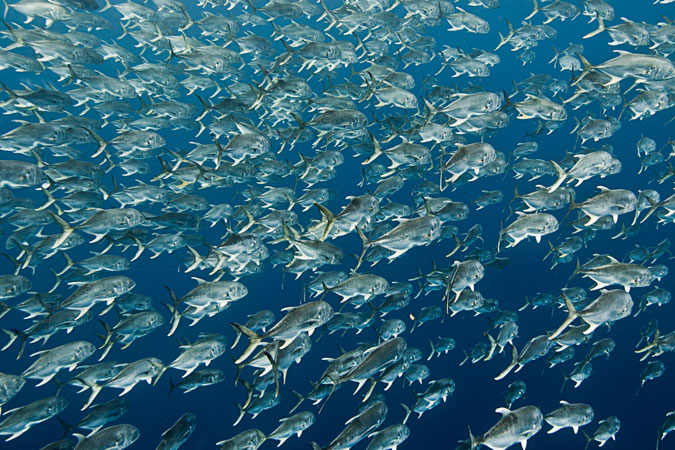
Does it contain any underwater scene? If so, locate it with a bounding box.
[0,0,674,449]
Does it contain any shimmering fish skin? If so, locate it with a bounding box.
[0,373,26,414]
[470,405,543,450]
[310,401,388,450]
[156,412,197,450]
[22,341,96,387]
[0,396,68,441]
[70,424,140,450]
[0,161,45,188]
[544,401,594,434]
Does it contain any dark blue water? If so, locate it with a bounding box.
[0,0,674,449]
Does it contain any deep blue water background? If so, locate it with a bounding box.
[0,0,674,449]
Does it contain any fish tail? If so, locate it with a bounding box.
[314,202,335,241]
[563,192,577,224]
[422,98,438,125]
[635,328,660,359]
[656,429,662,450]
[263,350,280,398]
[237,205,256,233]
[233,401,246,426]
[497,221,505,253]
[509,184,521,209]
[150,360,167,387]
[459,349,470,366]
[97,320,115,361]
[29,148,45,168]
[583,12,605,39]
[469,426,479,450]
[495,19,514,51]
[195,95,211,122]
[230,322,263,364]
[168,377,176,398]
[1,328,27,359]
[572,53,594,86]
[184,245,203,273]
[582,430,592,450]
[363,132,383,165]
[0,301,9,320]
[289,389,304,414]
[291,112,306,132]
[494,343,518,380]
[410,312,419,331]
[240,379,254,410]
[548,46,560,64]
[427,339,435,361]
[484,332,497,361]
[317,0,337,31]
[99,0,112,12]
[56,251,74,277]
[548,160,567,193]
[164,286,183,337]
[434,52,449,76]
[80,379,103,410]
[445,233,462,258]
[79,127,107,158]
[37,186,61,214]
[47,211,75,250]
[18,243,36,273]
[639,195,660,224]
[548,293,578,340]
[2,253,21,276]
[560,369,571,393]
[401,403,412,424]
[500,89,514,113]
[0,81,16,106]
[543,241,557,261]
[57,418,73,439]
[354,226,371,272]
[524,0,539,20]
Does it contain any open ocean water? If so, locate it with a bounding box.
[0,0,674,449]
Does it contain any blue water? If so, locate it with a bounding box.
[0,0,674,449]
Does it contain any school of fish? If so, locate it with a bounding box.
[0,0,673,449]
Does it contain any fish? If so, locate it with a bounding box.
[71,424,140,450]
[549,290,633,339]
[156,412,197,450]
[266,411,314,447]
[544,401,594,434]
[231,301,333,364]
[310,401,388,450]
[469,405,543,450]
[0,396,68,441]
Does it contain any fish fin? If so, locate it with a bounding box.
[494,344,518,380]
[363,132,383,165]
[548,160,566,193]
[230,322,263,364]
[469,426,478,450]
[549,293,578,339]
[401,403,412,424]
[495,407,511,415]
[583,13,605,39]
[46,211,75,250]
